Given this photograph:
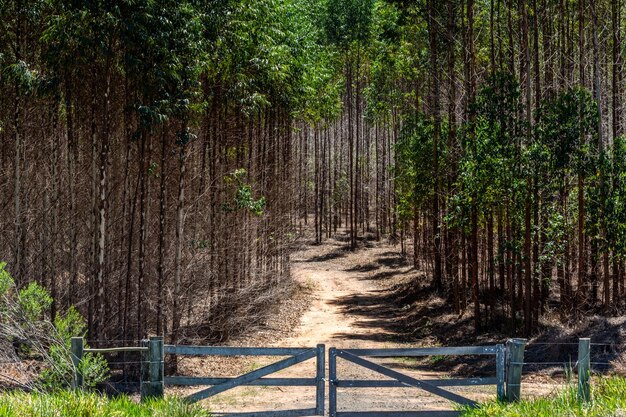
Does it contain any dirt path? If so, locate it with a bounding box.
[279,240,398,348]
[188,238,563,415]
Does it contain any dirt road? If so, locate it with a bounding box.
[184,238,562,415]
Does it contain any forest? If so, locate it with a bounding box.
[1,0,626,349]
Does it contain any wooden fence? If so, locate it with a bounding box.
[163,343,325,413]
[70,336,163,399]
[69,337,594,409]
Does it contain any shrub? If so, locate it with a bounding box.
[0,263,109,390]
[39,306,109,389]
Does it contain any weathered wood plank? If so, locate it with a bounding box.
[496,344,505,401]
[70,337,84,389]
[577,338,590,402]
[334,377,498,388]
[164,345,312,356]
[84,347,148,353]
[505,338,526,402]
[315,344,325,415]
[148,337,164,398]
[186,349,316,403]
[329,348,338,417]
[342,346,498,357]
[140,339,150,400]
[336,350,477,407]
[335,412,461,417]
[165,377,317,386]
[209,409,318,417]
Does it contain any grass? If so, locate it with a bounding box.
[0,390,211,417]
[2,376,624,417]
[461,376,626,417]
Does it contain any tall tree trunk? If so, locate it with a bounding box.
[466,0,480,331]
[157,128,168,336]
[613,0,623,140]
[95,58,111,338]
[590,0,609,308]
[428,0,443,290]
[171,137,187,370]
[13,12,23,283]
[519,0,533,335]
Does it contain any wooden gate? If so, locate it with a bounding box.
[164,344,325,416]
[328,345,506,417]
[71,336,520,416]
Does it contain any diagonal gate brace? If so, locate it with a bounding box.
[187,349,316,403]
[336,350,477,407]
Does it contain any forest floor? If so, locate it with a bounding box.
[171,233,615,415]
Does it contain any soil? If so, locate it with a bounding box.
[174,235,585,415]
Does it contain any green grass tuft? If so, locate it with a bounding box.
[461,376,626,417]
[0,390,211,417]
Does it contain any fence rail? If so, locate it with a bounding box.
[163,343,325,416]
[328,344,506,417]
[164,345,313,356]
[69,336,596,412]
[70,336,164,399]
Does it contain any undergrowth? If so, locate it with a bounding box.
[461,376,626,416]
[0,390,210,417]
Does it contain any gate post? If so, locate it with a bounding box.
[70,337,84,390]
[329,348,337,417]
[150,336,165,399]
[140,339,149,401]
[496,343,505,401]
[315,344,325,415]
[506,338,527,402]
[141,336,164,401]
[577,338,590,402]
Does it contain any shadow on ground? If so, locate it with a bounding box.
[323,246,626,378]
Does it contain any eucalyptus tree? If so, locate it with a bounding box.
[365,0,419,245]
[325,0,375,250]
[0,0,46,286]
[537,87,598,308]
[607,136,626,304]
[449,72,523,327]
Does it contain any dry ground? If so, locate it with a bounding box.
[174,236,576,415]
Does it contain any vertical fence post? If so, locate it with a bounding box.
[140,339,149,401]
[496,343,506,401]
[329,348,337,417]
[150,336,165,399]
[315,344,325,416]
[70,337,84,389]
[506,338,526,402]
[141,337,164,401]
[577,338,590,402]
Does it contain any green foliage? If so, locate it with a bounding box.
[0,391,210,417]
[394,113,436,220]
[364,1,412,122]
[18,282,53,322]
[0,261,14,298]
[0,265,52,327]
[205,0,340,120]
[460,376,626,417]
[325,0,375,48]
[0,265,108,390]
[536,87,598,173]
[40,307,109,390]
[2,60,38,94]
[223,169,266,216]
[607,136,626,257]
[473,71,521,132]
[448,72,523,230]
[53,306,85,342]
